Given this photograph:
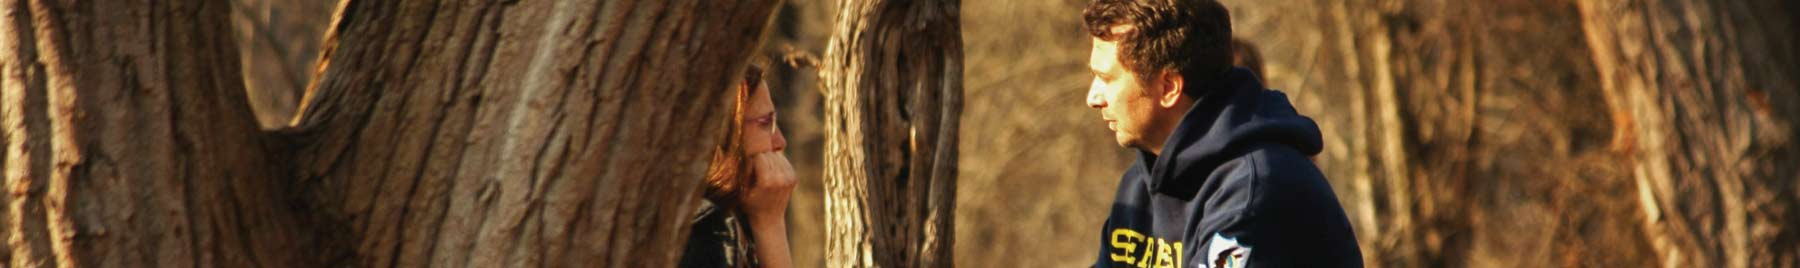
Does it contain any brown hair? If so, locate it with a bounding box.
[1083,0,1233,98]
[703,60,768,208]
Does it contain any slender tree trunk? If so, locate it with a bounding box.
[820,0,961,267]
[1577,0,1800,267]
[1,0,784,267]
[1220,0,1799,266]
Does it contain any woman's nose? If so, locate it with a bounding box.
[771,126,787,152]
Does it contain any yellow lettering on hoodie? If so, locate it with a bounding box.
[1110,229,1145,265]
[1107,228,1183,267]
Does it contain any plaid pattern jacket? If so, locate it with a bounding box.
[680,200,760,268]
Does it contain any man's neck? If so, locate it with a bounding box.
[1139,124,1176,157]
[1143,139,1165,157]
[1140,100,1197,157]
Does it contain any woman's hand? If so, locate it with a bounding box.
[740,151,797,220]
[741,152,796,268]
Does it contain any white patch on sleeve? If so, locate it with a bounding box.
[1206,233,1251,268]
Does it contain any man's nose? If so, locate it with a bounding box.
[1086,84,1105,108]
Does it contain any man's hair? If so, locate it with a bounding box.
[1084,0,1233,98]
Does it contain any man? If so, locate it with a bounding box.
[1082,0,1362,267]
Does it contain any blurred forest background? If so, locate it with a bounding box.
[234,0,1799,267]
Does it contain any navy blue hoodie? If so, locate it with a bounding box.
[1093,68,1362,268]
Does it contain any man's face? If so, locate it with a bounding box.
[1087,28,1176,152]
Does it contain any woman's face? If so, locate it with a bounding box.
[741,82,786,155]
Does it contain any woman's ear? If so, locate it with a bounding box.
[1157,70,1185,108]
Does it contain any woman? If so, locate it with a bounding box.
[681,61,796,268]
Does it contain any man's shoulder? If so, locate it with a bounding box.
[1229,143,1327,186]
[1208,147,1363,267]
[1207,144,1337,214]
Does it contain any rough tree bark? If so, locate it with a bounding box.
[819,0,962,267]
[1577,0,1800,267]
[1,0,783,267]
[1,0,320,266]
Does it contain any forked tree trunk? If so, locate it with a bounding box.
[819,0,962,267]
[1,0,319,266]
[1577,0,1800,267]
[1,0,783,266]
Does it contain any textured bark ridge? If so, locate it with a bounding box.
[289,0,783,266]
[1,0,783,267]
[1577,0,1800,267]
[820,0,962,267]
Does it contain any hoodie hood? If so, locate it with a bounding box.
[1140,67,1324,194]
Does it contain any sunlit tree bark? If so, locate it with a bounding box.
[820,0,962,267]
[1578,0,1800,267]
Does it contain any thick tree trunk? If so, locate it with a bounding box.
[1577,0,1800,267]
[1,0,784,267]
[820,0,961,267]
[1,0,322,266]
[288,0,783,266]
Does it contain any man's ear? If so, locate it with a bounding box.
[1157,70,1185,108]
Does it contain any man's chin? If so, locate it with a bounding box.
[1114,135,1158,152]
[1113,135,1134,149]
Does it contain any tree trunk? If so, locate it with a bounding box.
[1,0,783,267]
[1577,0,1800,267]
[819,0,961,267]
[1,0,320,266]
